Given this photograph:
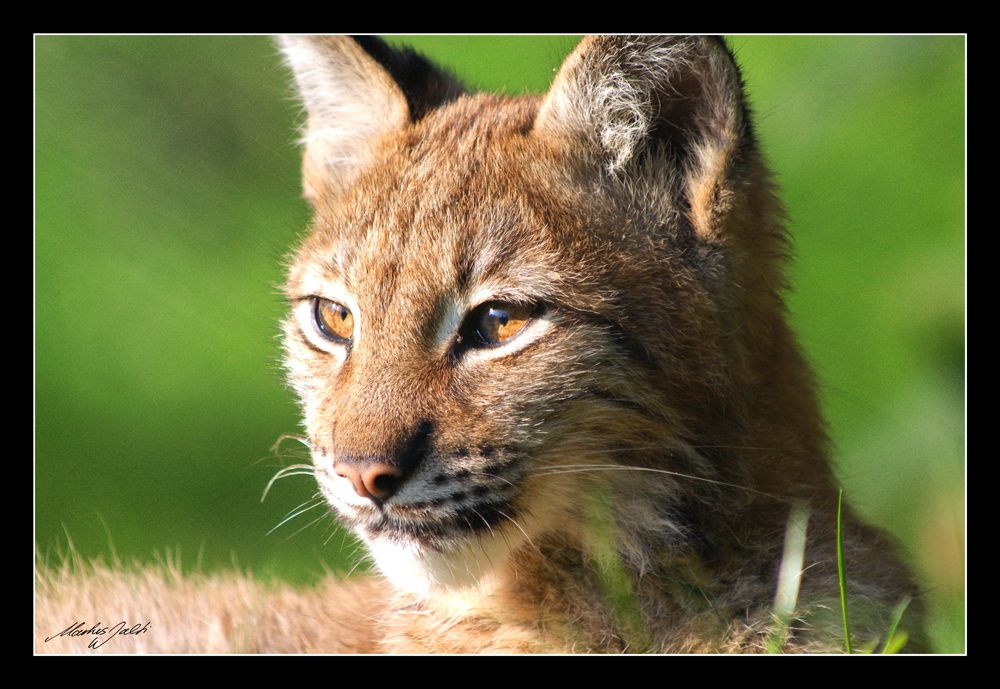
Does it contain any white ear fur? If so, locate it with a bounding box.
[277,35,410,197]
[535,36,745,176]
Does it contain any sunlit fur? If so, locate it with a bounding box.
[274,35,924,653]
[35,36,924,654]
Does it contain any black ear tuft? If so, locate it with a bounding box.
[349,36,464,121]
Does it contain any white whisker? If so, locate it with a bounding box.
[267,497,327,536]
[495,507,535,550]
[529,462,789,503]
[271,433,311,455]
[261,464,315,502]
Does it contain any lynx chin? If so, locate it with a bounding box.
[35,35,924,654]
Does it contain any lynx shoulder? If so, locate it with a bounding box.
[36,36,924,654]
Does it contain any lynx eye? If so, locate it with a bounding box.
[466,301,535,346]
[313,297,354,342]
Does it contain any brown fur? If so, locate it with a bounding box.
[35,554,385,653]
[35,36,924,654]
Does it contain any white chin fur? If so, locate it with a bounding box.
[366,530,523,597]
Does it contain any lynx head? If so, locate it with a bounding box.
[278,36,807,598]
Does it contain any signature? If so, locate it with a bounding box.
[45,621,151,649]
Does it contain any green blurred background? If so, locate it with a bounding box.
[35,35,964,652]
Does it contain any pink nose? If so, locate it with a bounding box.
[334,461,403,501]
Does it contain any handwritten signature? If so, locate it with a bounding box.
[45,621,151,649]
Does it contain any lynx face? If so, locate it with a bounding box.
[279,36,757,596]
[281,93,639,594]
[277,37,721,595]
[278,36,922,651]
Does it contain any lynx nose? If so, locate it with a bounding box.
[335,460,403,501]
[331,422,432,501]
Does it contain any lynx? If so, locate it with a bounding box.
[35,35,923,653]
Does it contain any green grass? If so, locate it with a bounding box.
[837,490,852,653]
[584,484,653,653]
[836,488,913,654]
[767,494,917,654]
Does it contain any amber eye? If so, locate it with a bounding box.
[468,301,535,346]
[313,298,354,342]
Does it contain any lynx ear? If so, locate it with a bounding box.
[277,35,463,202]
[535,36,751,241]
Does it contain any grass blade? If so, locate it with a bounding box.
[837,489,852,654]
[880,595,912,654]
[584,484,652,652]
[768,501,810,653]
